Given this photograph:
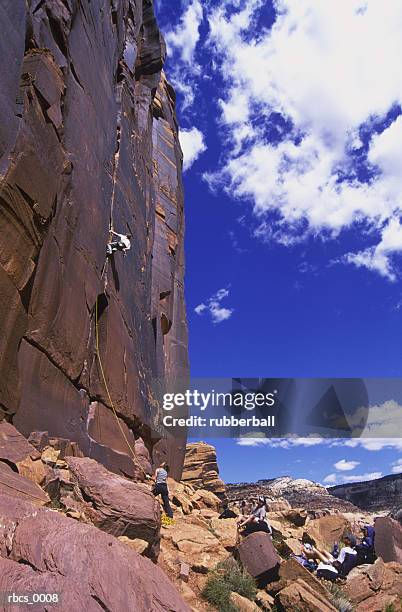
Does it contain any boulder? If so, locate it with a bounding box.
[275,578,337,611]
[192,488,222,511]
[0,421,40,463]
[303,515,351,549]
[27,431,49,451]
[238,532,280,580]
[278,537,303,557]
[182,443,227,500]
[0,422,47,486]
[161,518,228,573]
[0,462,49,506]
[374,516,402,564]
[209,517,238,550]
[229,592,259,611]
[344,558,402,611]
[64,457,160,547]
[279,558,332,601]
[255,590,275,610]
[0,493,189,611]
[117,536,149,555]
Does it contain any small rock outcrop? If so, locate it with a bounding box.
[182,442,227,500]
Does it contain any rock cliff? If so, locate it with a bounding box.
[328,473,402,512]
[0,0,188,480]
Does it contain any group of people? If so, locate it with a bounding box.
[234,495,376,582]
[298,524,376,580]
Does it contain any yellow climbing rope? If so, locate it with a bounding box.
[94,296,147,478]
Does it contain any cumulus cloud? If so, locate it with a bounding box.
[391,458,402,474]
[164,0,204,110]
[165,0,203,65]
[180,127,207,171]
[236,436,326,448]
[324,471,382,486]
[236,436,402,452]
[194,287,234,323]
[203,0,402,280]
[334,459,360,471]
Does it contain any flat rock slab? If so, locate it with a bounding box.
[0,493,189,611]
[374,517,402,564]
[0,421,39,464]
[0,463,49,506]
[65,456,160,543]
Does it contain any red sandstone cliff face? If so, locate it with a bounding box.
[0,0,188,480]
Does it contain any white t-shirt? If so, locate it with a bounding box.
[252,506,266,521]
[337,546,357,564]
[114,233,131,250]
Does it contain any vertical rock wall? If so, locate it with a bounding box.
[0,0,188,480]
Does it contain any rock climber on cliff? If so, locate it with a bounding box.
[106,230,131,256]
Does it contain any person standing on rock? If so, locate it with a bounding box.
[153,462,174,519]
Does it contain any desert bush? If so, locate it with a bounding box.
[326,583,354,612]
[202,557,257,611]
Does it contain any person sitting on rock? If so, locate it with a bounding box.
[152,462,173,519]
[303,533,358,580]
[355,525,376,564]
[106,230,131,256]
[237,496,272,536]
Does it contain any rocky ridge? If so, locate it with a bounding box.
[329,473,402,512]
[228,476,360,513]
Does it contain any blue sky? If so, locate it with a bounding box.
[155,0,402,485]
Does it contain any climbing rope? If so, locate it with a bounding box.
[94,296,147,479]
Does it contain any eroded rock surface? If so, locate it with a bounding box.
[182,442,227,500]
[0,0,188,480]
[0,493,189,611]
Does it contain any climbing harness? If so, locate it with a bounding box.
[94,295,147,479]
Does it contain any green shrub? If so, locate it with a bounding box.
[326,583,354,612]
[201,557,257,611]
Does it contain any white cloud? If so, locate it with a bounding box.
[391,458,402,474]
[180,127,207,171]
[164,1,204,111]
[324,471,382,485]
[194,287,234,323]
[236,436,326,448]
[323,473,338,484]
[334,459,360,471]
[165,0,203,65]
[204,0,402,280]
